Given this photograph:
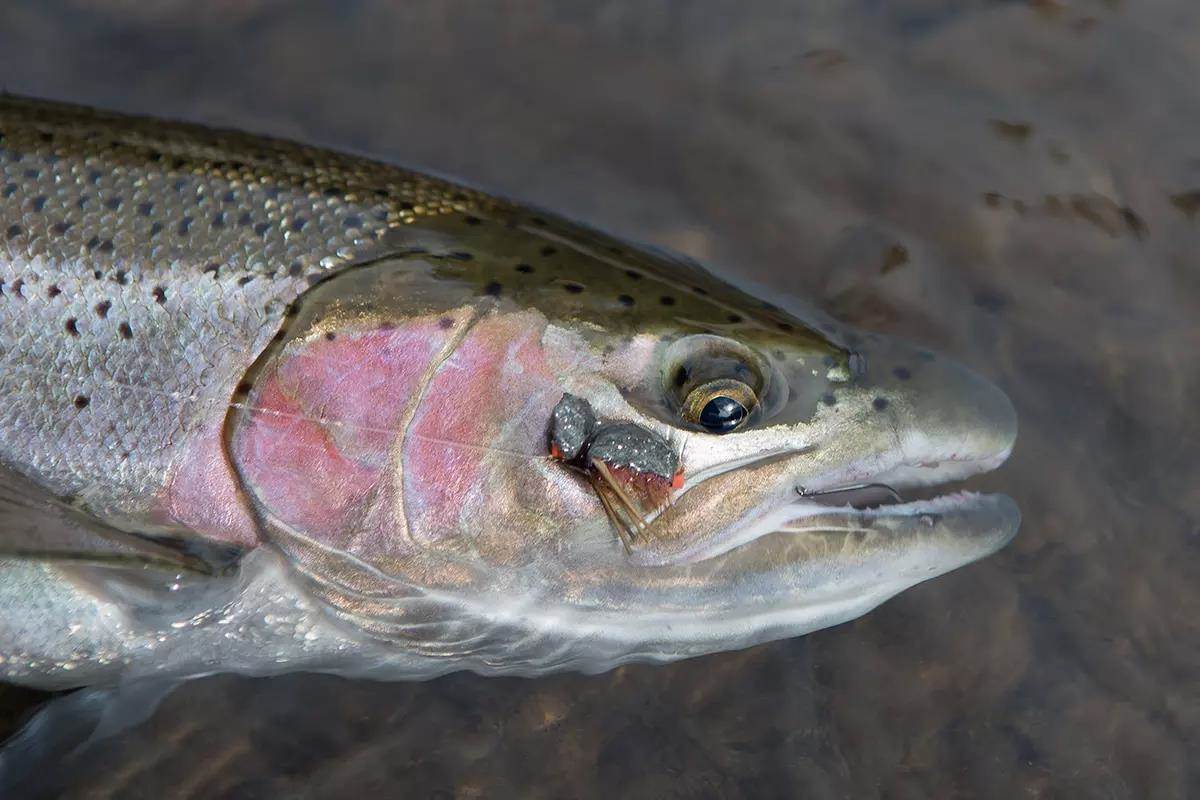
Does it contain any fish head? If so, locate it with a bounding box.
[226,237,1017,673]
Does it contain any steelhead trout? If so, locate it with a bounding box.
[0,96,1017,689]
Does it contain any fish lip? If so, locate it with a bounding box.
[644,440,1018,566]
[785,488,1019,531]
[690,488,1020,570]
[777,490,1022,562]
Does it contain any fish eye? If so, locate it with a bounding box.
[681,379,757,434]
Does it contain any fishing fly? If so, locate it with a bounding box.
[547,394,683,552]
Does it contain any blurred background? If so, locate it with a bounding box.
[1,1,1197,797]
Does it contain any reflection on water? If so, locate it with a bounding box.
[1,1,1197,797]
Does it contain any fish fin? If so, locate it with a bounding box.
[0,677,179,796]
[0,467,240,576]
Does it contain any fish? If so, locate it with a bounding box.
[0,95,1018,690]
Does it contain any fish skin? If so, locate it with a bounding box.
[0,94,827,544]
[0,96,1019,689]
[0,95,491,541]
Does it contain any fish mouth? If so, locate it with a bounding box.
[629,442,1018,568]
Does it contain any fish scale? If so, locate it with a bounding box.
[0,96,1018,694]
[0,96,500,524]
[0,96,827,531]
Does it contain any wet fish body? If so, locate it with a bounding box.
[0,97,1018,689]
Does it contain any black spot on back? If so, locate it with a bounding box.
[95,300,111,319]
[893,366,912,380]
[483,281,503,297]
[6,224,22,239]
[73,395,90,409]
[540,246,557,256]
[564,282,585,294]
[118,322,133,340]
[65,317,79,336]
[515,263,534,273]
[438,317,454,330]
[152,286,167,304]
[873,397,889,411]
[660,296,676,306]
[617,294,635,307]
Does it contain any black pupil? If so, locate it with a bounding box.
[699,395,747,433]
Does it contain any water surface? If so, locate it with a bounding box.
[0,1,1197,797]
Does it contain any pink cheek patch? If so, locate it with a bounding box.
[234,377,379,536]
[229,320,455,553]
[272,327,445,470]
[402,314,561,544]
[163,419,260,548]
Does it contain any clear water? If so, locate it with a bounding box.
[1,1,1197,796]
